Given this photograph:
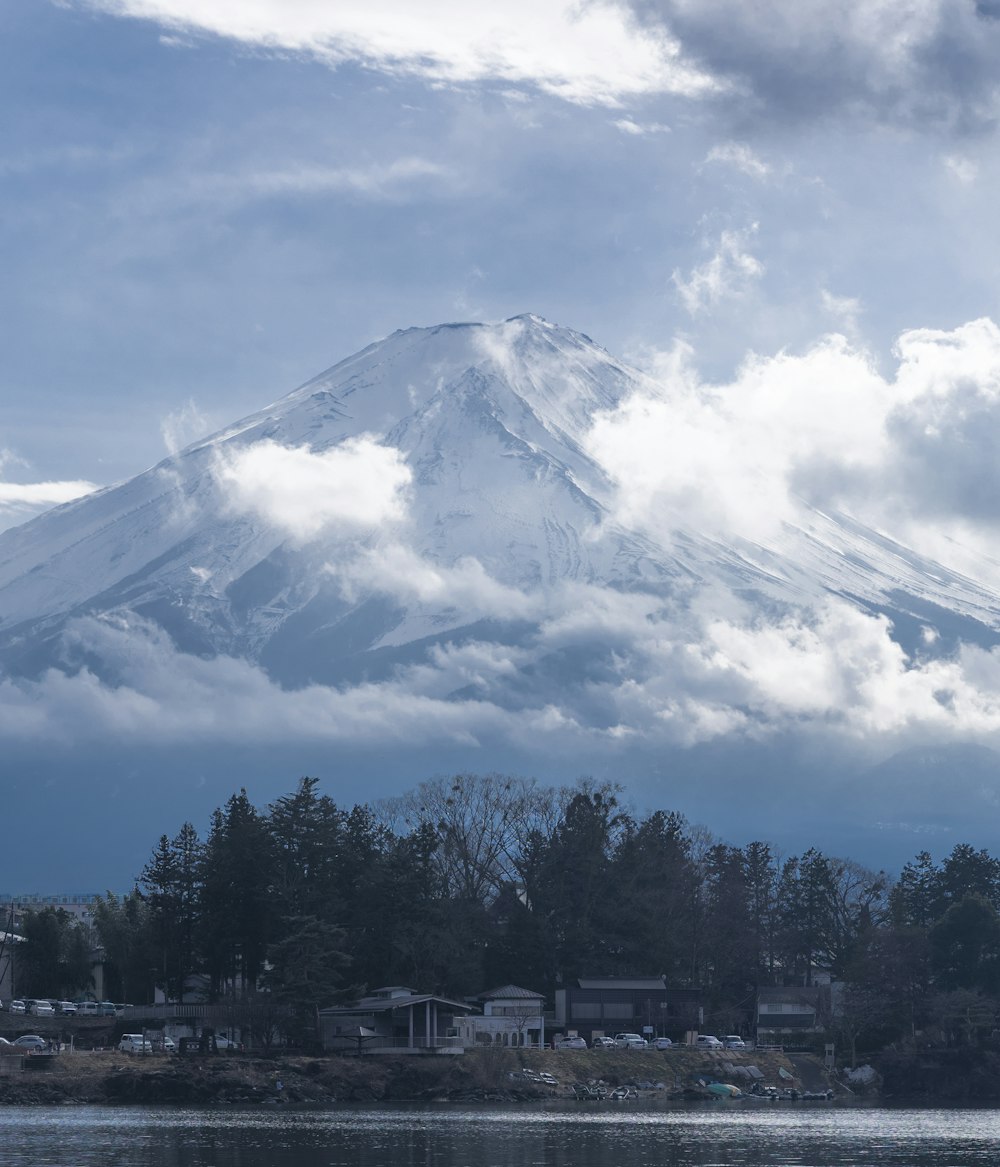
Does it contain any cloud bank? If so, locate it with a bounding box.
[631,0,1000,130]
[82,0,717,107]
[594,317,1000,581]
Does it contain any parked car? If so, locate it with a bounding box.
[9,1000,27,1015]
[118,1034,154,1054]
[213,1035,243,1051]
[554,1035,587,1049]
[722,1035,746,1049]
[695,1035,723,1048]
[12,1035,47,1051]
[591,1036,616,1049]
[652,1036,673,1050]
[99,1001,117,1016]
[76,1001,100,1016]
[613,1032,647,1049]
[158,1036,177,1053]
[28,999,55,1017]
[57,1001,78,1016]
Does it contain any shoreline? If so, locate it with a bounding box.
[0,1047,854,1108]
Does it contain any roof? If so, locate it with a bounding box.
[478,984,544,1001]
[576,977,666,991]
[757,1015,819,1030]
[758,987,824,1005]
[319,993,473,1016]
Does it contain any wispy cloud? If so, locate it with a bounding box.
[672,225,764,315]
[704,142,770,179]
[0,480,98,507]
[160,399,214,457]
[0,450,99,533]
[613,117,671,135]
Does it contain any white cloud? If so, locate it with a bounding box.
[588,315,1000,581]
[0,481,98,507]
[613,117,671,135]
[8,587,1000,764]
[332,543,539,619]
[704,142,770,178]
[672,225,764,315]
[82,0,719,108]
[820,289,863,337]
[0,449,99,532]
[944,154,978,184]
[214,437,412,540]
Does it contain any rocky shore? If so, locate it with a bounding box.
[0,1047,841,1107]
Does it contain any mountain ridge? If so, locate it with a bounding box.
[2,313,1000,692]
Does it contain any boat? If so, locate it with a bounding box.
[706,1081,742,1098]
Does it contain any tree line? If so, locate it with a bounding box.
[12,774,1000,1055]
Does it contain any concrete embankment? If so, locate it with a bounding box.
[0,1047,839,1107]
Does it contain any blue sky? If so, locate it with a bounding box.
[8,2,1000,885]
[6,0,1000,510]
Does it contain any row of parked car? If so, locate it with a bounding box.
[1,998,124,1017]
[553,1032,748,1050]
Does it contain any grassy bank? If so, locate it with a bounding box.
[0,1046,838,1107]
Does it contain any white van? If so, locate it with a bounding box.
[118,1034,153,1054]
[613,1033,647,1049]
[76,1001,100,1016]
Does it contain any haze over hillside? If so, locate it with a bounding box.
[4,314,1000,886]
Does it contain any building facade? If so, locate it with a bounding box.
[554,976,703,1041]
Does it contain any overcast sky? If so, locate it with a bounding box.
[7,2,1000,882]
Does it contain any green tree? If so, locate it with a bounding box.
[263,914,352,1046]
[890,850,940,928]
[140,822,203,1002]
[16,908,93,998]
[198,791,274,998]
[929,893,1000,993]
[268,778,347,921]
[608,810,695,984]
[522,783,626,988]
[92,892,157,1003]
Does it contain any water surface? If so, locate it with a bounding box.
[0,1104,995,1166]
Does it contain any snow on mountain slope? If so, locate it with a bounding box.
[2,313,1000,691]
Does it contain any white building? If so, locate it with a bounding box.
[454,984,546,1049]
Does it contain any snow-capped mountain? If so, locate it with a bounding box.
[1,312,999,689]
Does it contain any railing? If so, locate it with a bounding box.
[122,1003,290,1021]
[329,1035,463,1051]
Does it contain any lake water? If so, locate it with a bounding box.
[0,1103,997,1166]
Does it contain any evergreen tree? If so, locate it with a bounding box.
[140,823,202,1002]
[198,791,274,998]
[16,908,94,998]
[263,914,352,1046]
[929,893,1000,993]
[92,891,157,1003]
